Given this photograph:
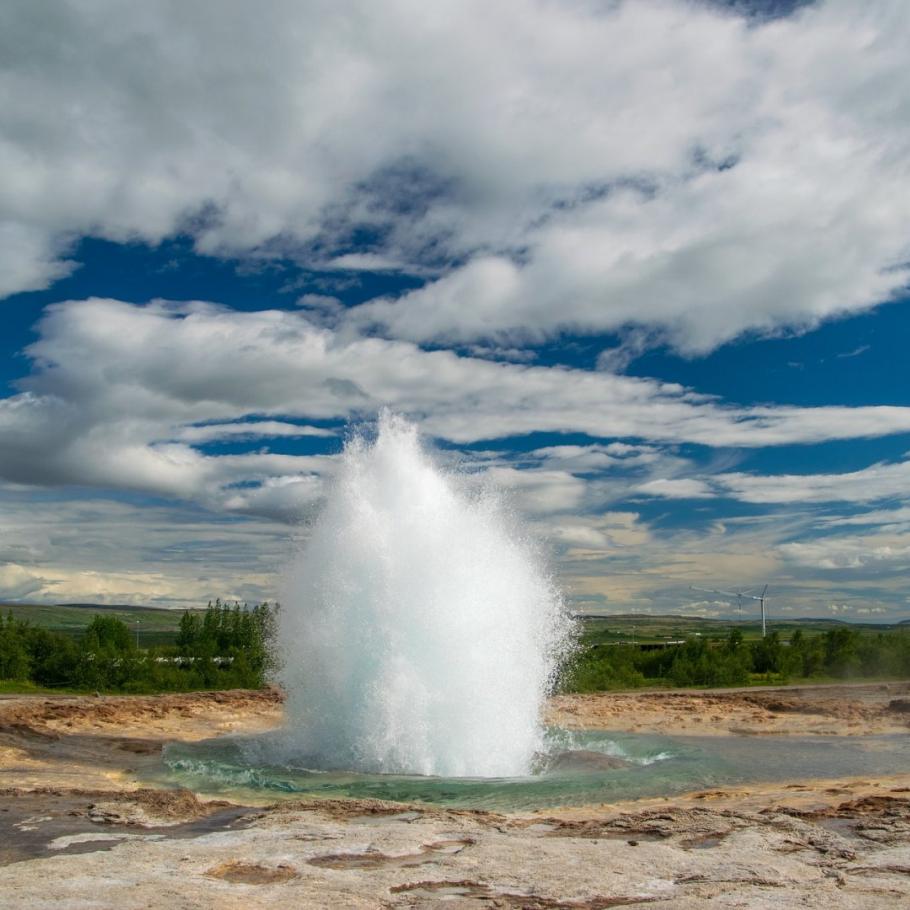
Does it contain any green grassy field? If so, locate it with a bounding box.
[0,679,84,695]
[2,602,906,695]
[0,601,203,648]
[577,613,906,644]
[4,602,903,647]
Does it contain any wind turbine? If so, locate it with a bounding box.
[689,584,770,637]
[754,584,769,638]
[689,585,754,618]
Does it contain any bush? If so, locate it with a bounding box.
[0,601,279,694]
[557,624,910,693]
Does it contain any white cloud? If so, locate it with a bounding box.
[176,421,334,445]
[0,222,76,298]
[779,533,910,570]
[480,467,588,516]
[627,456,910,507]
[715,458,910,504]
[826,506,910,528]
[634,477,715,499]
[3,298,910,520]
[0,563,47,601]
[546,511,651,553]
[530,443,661,472]
[326,253,406,272]
[0,1,907,356]
[0,491,291,607]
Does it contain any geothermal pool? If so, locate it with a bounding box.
[160,730,910,811]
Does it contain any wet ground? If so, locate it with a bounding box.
[0,789,257,865]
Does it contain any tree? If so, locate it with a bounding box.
[0,612,30,680]
[751,631,783,676]
[823,627,860,677]
[83,615,134,653]
[176,611,201,655]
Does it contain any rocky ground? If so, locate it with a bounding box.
[548,682,910,737]
[0,687,282,789]
[0,685,908,908]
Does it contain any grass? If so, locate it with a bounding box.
[0,679,86,696]
[0,678,262,696]
[0,601,202,647]
[578,614,905,644]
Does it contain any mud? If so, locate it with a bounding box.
[0,789,257,866]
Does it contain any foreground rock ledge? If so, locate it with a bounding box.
[0,686,908,908]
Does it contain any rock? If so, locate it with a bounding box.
[546,750,631,773]
[206,860,298,884]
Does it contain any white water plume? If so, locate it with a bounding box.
[278,411,573,778]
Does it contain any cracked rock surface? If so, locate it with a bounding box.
[1,787,909,908]
[1,688,908,908]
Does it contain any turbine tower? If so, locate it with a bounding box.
[690,584,770,637]
[754,584,769,638]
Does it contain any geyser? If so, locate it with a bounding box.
[278,411,573,778]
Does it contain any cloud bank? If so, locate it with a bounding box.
[1,0,909,354]
[1,298,910,524]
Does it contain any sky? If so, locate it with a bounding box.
[1,0,909,622]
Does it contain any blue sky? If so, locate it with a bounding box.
[1,0,909,620]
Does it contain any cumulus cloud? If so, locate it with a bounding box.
[529,443,662,472]
[0,1,908,356]
[0,491,290,607]
[634,478,715,499]
[825,506,910,529]
[176,421,334,444]
[480,467,589,516]
[714,458,910,504]
[779,533,910,570]
[0,563,47,600]
[547,511,651,554]
[632,454,910,506]
[2,298,910,522]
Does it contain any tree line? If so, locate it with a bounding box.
[0,600,278,693]
[561,626,910,692]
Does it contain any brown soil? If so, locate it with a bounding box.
[0,687,283,790]
[548,681,910,736]
[0,687,282,736]
[207,859,299,884]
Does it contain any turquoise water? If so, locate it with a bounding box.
[160,729,910,811]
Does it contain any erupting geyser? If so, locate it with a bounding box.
[278,411,573,778]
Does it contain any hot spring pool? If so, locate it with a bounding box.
[158,729,910,811]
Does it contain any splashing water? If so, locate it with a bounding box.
[276,411,573,778]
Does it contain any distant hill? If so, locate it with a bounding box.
[55,602,179,613]
[0,601,204,644]
[574,612,905,641]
